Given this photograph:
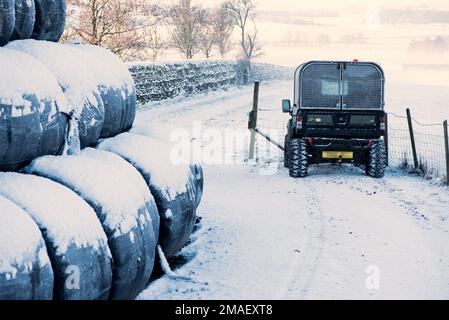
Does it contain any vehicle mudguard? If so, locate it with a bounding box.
[0,195,53,300]
[9,0,35,40]
[0,47,68,172]
[32,0,66,42]
[98,133,197,257]
[26,149,158,300]
[7,40,104,149]
[0,173,113,300]
[68,43,137,138]
[0,0,14,45]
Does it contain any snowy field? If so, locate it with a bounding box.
[135,80,449,300]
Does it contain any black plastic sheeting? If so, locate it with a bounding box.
[6,40,105,150]
[0,195,54,300]
[0,48,68,172]
[0,173,113,300]
[27,149,159,300]
[32,0,66,42]
[10,0,35,41]
[98,133,197,258]
[190,164,204,209]
[70,43,137,139]
[0,0,15,46]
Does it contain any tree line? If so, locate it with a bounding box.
[63,0,262,62]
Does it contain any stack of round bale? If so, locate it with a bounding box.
[0,0,204,300]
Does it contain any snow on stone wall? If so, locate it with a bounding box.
[129,60,293,108]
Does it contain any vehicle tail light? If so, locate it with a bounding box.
[296,114,303,129]
[380,116,386,131]
[307,138,313,145]
[368,140,374,146]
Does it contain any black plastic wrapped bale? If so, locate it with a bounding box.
[69,43,137,138]
[10,0,35,40]
[0,47,68,172]
[98,133,197,258]
[32,0,65,42]
[0,0,14,45]
[0,173,113,300]
[7,40,104,149]
[26,148,159,300]
[0,195,53,300]
[131,123,204,210]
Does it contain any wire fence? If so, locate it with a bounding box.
[252,107,449,184]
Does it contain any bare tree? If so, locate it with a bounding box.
[64,0,166,61]
[199,10,215,58]
[224,0,262,60]
[170,0,205,60]
[147,24,167,62]
[213,4,234,58]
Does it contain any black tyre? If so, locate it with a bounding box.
[98,133,197,258]
[26,149,158,300]
[9,0,35,41]
[289,138,308,178]
[0,195,54,300]
[0,173,113,300]
[0,0,15,45]
[284,135,290,168]
[7,40,105,149]
[32,0,66,42]
[0,47,68,172]
[366,140,387,178]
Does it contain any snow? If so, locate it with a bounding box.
[26,148,154,237]
[6,40,100,118]
[98,133,191,198]
[69,43,135,95]
[136,80,449,300]
[0,195,50,278]
[0,47,68,117]
[0,172,110,256]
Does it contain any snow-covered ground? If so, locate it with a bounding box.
[136,80,449,300]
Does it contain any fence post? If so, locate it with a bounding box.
[248,81,260,160]
[444,120,449,185]
[384,113,389,167]
[406,108,419,170]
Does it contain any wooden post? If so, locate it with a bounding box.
[384,113,389,167]
[444,120,449,185]
[248,82,260,160]
[406,108,419,170]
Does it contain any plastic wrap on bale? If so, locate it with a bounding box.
[0,173,113,300]
[0,47,68,172]
[0,195,53,300]
[0,0,14,45]
[98,133,197,258]
[9,0,35,41]
[69,42,137,138]
[26,149,159,300]
[7,40,104,149]
[131,123,204,209]
[32,0,65,42]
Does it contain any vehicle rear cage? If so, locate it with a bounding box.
[294,61,385,111]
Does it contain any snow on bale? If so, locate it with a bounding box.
[0,195,53,300]
[69,42,137,139]
[32,0,66,42]
[10,0,35,41]
[26,148,159,300]
[98,133,197,258]
[0,173,113,300]
[0,0,14,46]
[7,40,104,149]
[0,47,68,172]
[131,123,204,210]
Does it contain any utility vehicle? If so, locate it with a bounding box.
[282,60,387,178]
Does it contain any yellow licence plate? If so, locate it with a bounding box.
[322,151,354,159]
